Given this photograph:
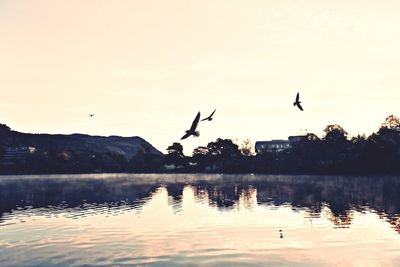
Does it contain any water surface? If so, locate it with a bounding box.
[1,174,400,266]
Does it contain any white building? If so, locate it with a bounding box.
[255,136,306,154]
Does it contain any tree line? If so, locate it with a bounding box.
[1,115,400,174]
[162,114,400,174]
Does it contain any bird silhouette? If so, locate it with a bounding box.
[293,92,304,111]
[89,114,95,117]
[181,112,201,140]
[201,109,216,121]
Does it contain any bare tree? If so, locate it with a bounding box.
[239,139,254,156]
[381,115,400,131]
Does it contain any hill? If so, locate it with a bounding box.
[0,123,163,173]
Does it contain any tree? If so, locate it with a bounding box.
[380,114,400,131]
[165,142,185,166]
[166,142,184,158]
[321,125,350,171]
[375,115,400,145]
[192,146,209,157]
[207,138,241,159]
[284,132,323,173]
[323,124,348,143]
[239,139,254,156]
[204,138,242,172]
[366,115,400,173]
[351,134,366,144]
[192,146,210,169]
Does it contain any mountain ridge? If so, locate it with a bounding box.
[0,124,163,161]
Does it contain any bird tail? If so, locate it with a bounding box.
[194,131,200,137]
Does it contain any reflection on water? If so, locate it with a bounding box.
[0,174,400,266]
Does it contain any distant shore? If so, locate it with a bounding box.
[2,114,400,175]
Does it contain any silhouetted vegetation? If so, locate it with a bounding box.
[165,142,186,167]
[251,115,400,175]
[166,115,400,175]
[1,115,400,174]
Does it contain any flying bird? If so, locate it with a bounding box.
[181,112,201,140]
[293,92,304,111]
[201,109,216,121]
[89,114,95,117]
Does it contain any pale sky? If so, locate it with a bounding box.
[1,1,399,154]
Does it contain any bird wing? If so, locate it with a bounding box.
[201,109,216,121]
[297,103,304,111]
[181,132,191,140]
[210,109,216,117]
[296,92,300,102]
[189,112,201,131]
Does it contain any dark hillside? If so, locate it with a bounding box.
[0,124,162,173]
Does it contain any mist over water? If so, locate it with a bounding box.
[1,174,400,266]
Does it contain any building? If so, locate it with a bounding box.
[0,146,36,165]
[255,139,290,154]
[288,135,307,143]
[255,135,306,154]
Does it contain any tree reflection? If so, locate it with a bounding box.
[1,175,400,233]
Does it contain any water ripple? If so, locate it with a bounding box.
[1,174,400,266]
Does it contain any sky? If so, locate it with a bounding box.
[1,1,400,154]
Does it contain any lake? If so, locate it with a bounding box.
[0,174,400,266]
